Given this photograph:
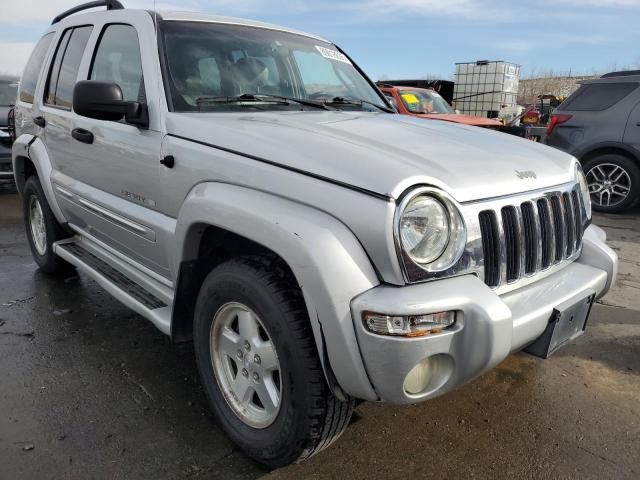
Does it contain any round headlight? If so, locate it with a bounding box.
[397,191,467,272]
[400,196,450,264]
[576,163,592,219]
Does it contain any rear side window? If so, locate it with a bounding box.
[561,83,637,111]
[45,26,93,109]
[19,33,54,104]
[90,24,145,102]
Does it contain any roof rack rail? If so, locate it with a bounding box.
[52,0,124,24]
[601,70,640,78]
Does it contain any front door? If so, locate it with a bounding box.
[60,22,170,278]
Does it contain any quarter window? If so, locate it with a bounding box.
[561,83,638,111]
[90,24,145,102]
[45,26,93,109]
[19,33,54,104]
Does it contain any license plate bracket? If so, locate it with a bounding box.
[524,294,595,359]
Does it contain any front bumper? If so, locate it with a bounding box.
[351,225,617,404]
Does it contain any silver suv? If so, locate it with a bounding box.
[12,1,618,467]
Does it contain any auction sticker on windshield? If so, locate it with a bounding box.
[315,46,352,64]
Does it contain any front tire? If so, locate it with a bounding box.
[583,154,640,213]
[22,176,72,273]
[193,256,354,467]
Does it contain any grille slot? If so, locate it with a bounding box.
[537,199,553,269]
[572,190,583,250]
[479,210,500,287]
[479,187,585,290]
[501,206,520,282]
[521,202,537,274]
[549,196,564,263]
[563,192,575,257]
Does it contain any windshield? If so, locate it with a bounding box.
[0,81,18,106]
[160,21,387,112]
[399,89,455,114]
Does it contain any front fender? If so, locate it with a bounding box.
[175,182,380,400]
[12,134,67,225]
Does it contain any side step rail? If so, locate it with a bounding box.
[53,238,172,335]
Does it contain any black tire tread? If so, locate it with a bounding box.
[22,176,72,274]
[234,255,355,463]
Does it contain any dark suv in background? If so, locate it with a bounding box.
[546,71,640,213]
[0,74,19,180]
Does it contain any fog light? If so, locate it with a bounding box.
[404,358,434,394]
[363,311,455,337]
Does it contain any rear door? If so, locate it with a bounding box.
[623,93,640,150]
[40,25,94,196]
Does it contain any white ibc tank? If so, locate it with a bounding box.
[453,61,520,118]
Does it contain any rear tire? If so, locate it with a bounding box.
[22,176,72,273]
[583,153,640,213]
[193,255,354,467]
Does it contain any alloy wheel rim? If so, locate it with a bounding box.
[586,163,631,208]
[210,302,282,429]
[29,196,47,256]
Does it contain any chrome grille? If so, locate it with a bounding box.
[478,187,585,289]
[479,210,500,287]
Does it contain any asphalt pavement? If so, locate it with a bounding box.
[1,180,638,480]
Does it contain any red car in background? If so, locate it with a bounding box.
[378,85,503,127]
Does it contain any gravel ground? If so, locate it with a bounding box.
[1,181,638,480]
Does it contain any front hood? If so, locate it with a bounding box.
[166,111,576,202]
[419,113,503,127]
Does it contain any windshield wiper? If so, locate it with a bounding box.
[323,96,394,113]
[256,94,333,111]
[195,93,332,111]
[195,94,288,106]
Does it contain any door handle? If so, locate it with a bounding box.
[72,128,94,144]
[33,116,46,128]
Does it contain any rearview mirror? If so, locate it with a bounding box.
[73,80,148,128]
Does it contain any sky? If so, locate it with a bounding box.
[0,0,639,80]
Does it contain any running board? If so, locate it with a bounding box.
[53,238,172,335]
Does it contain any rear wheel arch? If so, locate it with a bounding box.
[580,144,640,166]
[12,136,67,225]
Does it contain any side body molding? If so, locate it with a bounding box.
[174,182,380,400]
[12,134,67,225]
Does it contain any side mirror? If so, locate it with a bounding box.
[73,80,148,128]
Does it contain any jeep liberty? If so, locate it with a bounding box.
[12,1,618,467]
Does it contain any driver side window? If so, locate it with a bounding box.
[90,24,145,103]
